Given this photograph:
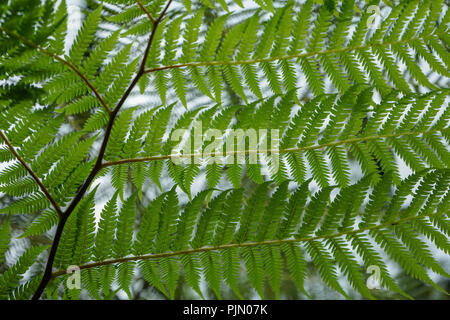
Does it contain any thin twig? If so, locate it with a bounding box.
[143,33,442,74]
[0,27,112,115]
[134,0,156,23]
[0,131,63,218]
[157,0,173,23]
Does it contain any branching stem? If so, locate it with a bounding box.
[31,0,173,300]
[0,131,63,218]
[0,27,112,115]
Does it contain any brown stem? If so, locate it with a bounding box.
[134,0,156,24]
[0,131,63,218]
[0,26,111,115]
[31,214,68,299]
[31,0,173,300]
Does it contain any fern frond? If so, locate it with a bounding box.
[142,1,449,101]
[40,169,449,299]
[1,0,449,302]
[101,88,449,192]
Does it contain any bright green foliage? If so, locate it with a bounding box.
[0,0,449,300]
[138,0,450,104]
[7,169,449,299]
[93,86,450,193]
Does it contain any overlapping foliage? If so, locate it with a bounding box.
[0,0,449,300]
